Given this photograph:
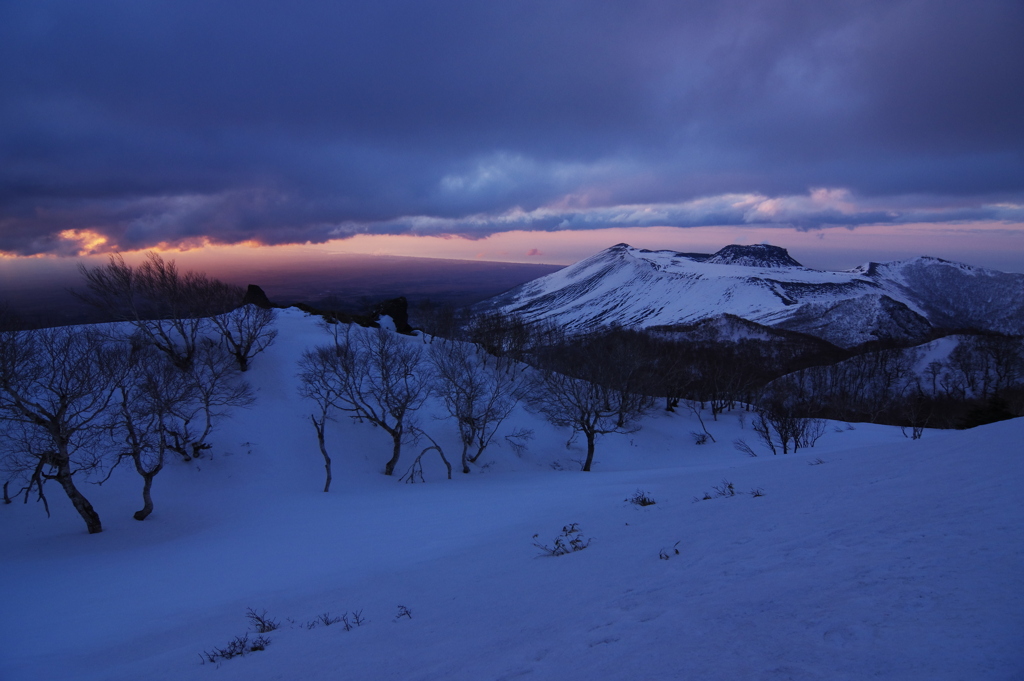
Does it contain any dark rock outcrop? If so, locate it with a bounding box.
[371,296,413,334]
[291,295,414,334]
[241,284,273,309]
[706,244,803,268]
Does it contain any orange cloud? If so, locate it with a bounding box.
[57,229,111,255]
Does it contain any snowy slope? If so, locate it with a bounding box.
[478,244,1024,346]
[1,311,1022,681]
[867,257,1024,336]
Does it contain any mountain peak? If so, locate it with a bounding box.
[476,242,1024,346]
[707,244,802,268]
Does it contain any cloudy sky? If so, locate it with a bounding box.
[1,0,1022,270]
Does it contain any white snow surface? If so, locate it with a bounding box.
[2,309,1022,680]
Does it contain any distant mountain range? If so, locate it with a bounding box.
[477,243,1024,348]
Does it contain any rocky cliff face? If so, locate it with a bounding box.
[705,244,803,268]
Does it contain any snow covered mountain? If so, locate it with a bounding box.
[478,244,1024,347]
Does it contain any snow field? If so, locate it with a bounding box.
[1,309,1022,680]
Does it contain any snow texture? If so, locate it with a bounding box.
[1,310,1022,680]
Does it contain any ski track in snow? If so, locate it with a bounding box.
[1,309,1022,680]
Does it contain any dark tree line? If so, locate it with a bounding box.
[769,334,1024,432]
[418,309,1023,449]
[78,252,278,372]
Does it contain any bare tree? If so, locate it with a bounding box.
[411,300,463,341]
[428,341,527,473]
[211,304,278,372]
[297,345,342,492]
[685,399,717,443]
[110,344,198,519]
[78,253,239,370]
[899,385,932,440]
[166,339,255,460]
[528,334,650,471]
[750,384,827,455]
[0,326,124,533]
[530,369,649,471]
[300,325,431,476]
[400,431,453,483]
[104,334,252,521]
[974,334,1024,396]
[750,411,777,455]
[946,340,984,397]
[924,360,945,396]
[467,311,534,361]
[651,339,697,412]
[796,416,828,448]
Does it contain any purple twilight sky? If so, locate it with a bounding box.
[1,0,1022,271]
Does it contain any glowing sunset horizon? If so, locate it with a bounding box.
[6,219,1023,278]
[1,2,1021,279]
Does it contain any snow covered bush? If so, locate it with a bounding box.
[201,634,271,664]
[532,523,592,556]
[627,489,657,506]
[245,608,280,633]
[733,438,758,457]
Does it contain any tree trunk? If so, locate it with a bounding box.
[134,472,155,521]
[461,442,471,474]
[384,431,402,476]
[468,442,486,465]
[55,464,102,534]
[439,447,453,480]
[690,404,716,443]
[582,431,596,472]
[312,414,332,492]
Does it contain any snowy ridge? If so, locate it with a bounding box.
[479,244,1024,346]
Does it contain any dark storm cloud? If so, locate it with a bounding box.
[1,0,1021,255]
[329,190,1024,240]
